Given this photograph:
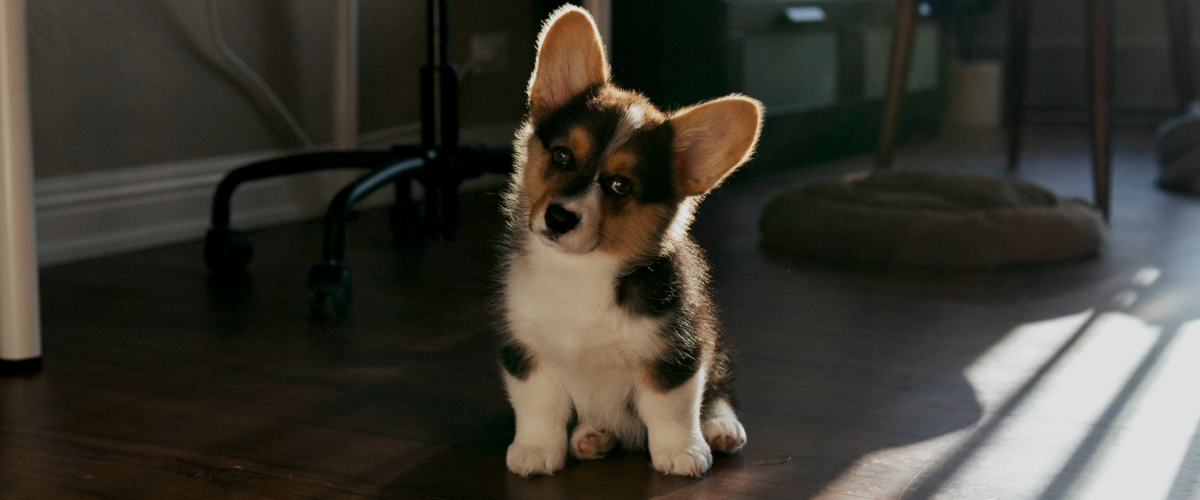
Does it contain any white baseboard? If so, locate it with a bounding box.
[34,122,517,266]
[36,150,327,266]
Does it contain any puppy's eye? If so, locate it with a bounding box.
[609,176,631,196]
[552,147,572,166]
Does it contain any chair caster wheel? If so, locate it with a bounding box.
[307,262,352,317]
[205,228,252,274]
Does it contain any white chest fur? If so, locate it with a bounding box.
[504,235,665,369]
[503,235,667,438]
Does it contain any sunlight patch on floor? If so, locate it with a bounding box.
[817,305,1200,499]
[798,264,1200,500]
[904,309,1200,500]
[1065,319,1200,500]
[962,309,1097,409]
[918,311,1161,498]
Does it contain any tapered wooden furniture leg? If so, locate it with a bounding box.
[876,0,920,169]
[1088,0,1113,218]
[1004,0,1032,173]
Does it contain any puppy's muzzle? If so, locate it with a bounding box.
[544,203,580,235]
[532,185,600,254]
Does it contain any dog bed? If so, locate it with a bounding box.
[1157,102,1200,194]
[759,171,1105,268]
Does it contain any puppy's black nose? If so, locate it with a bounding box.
[544,204,579,235]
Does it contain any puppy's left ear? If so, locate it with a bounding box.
[670,95,763,197]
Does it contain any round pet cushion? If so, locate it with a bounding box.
[1156,103,1200,194]
[759,171,1105,268]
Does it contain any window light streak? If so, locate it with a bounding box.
[1132,267,1162,287]
[1165,395,1200,500]
[1057,320,1200,500]
[1029,319,1173,499]
[888,310,1169,499]
[930,312,1162,498]
[1133,286,1192,324]
[785,6,826,23]
[962,310,1096,408]
[818,269,1194,499]
[874,310,1104,500]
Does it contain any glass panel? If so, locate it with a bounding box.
[743,32,838,112]
[864,23,941,100]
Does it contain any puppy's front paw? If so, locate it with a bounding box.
[650,439,713,477]
[570,425,616,460]
[703,416,746,454]
[507,443,566,477]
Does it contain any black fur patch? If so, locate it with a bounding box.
[616,255,681,317]
[500,340,536,381]
[533,85,619,196]
[533,86,677,205]
[617,122,676,204]
[647,314,702,392]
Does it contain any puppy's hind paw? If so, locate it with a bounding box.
[507,443,566,477]
[703,416,746,454]
[651,441,713,477]
[569,425,616,460]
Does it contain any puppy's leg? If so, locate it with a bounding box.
[569,424,617,460]
[637,371,712,477]
[505,371,572,477]
[702,398,746,454]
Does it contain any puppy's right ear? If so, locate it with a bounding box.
[527,6,609,121]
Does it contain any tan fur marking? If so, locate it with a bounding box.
[521,139,550,221]
[640,367,660,393]
[597,200,673,260]
[594,150,674,259]
[568,126,593,164]
[604,151,636,175]
[528,190,559,230]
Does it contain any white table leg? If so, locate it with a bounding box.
[1,0,42,375]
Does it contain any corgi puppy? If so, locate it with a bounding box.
[497,6,762,477]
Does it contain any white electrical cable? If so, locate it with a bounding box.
[205,0,315,149]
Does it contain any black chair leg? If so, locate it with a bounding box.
[307,157,427,316]
[213,0,516,316]
[391,176,415,240]
[205,151,398,275]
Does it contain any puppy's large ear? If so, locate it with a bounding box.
[528,6,609,120]
[670,95,763,196]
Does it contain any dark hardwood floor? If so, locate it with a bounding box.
[5,124,1200,499]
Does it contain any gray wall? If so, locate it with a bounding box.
[30,0,1184,182]
[969,0,1189,114]
[27,0,536,180]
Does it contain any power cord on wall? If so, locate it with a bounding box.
[205,0,315,149]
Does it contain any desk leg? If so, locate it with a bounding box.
[1004,0,1031,172]
[1,0,42,375]
[876,0,920,169]
[1088,0,1113,219]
